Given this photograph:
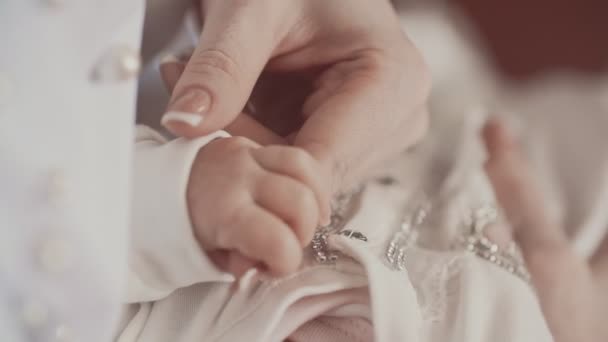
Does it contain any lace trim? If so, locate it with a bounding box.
[405,249,463,323]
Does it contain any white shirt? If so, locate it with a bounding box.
[0,1,144,340]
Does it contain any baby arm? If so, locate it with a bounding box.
[127,126,328,303]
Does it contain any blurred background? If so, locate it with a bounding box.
[392,0,608,256]
[137,0,608,256]
[395,0,608,79]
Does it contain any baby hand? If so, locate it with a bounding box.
[187,136,330,276]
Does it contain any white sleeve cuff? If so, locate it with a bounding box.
[127,126,234,303]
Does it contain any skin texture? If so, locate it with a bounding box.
[161,0,430,197]
[483,119,608,342]
[187,136,328,277]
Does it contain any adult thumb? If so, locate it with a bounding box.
[161,1,281,138]
[160,58,287,145]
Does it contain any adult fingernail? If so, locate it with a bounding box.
[161,111,203,127]
[162,88,211,127]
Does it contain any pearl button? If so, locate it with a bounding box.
[0,72,14,107]
[21,299,48,328]
[90,46,141,82]
[39,237,72,274]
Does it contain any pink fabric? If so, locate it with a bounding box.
[270,286,371,341]
[287,316,374,342]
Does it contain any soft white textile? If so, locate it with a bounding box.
[0,1,144,341]
[118,122,553,342]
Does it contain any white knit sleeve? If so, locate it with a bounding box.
[126,125,234,303]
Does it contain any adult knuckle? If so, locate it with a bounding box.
[353,48,392,82]
[190,48,241,82]
[358,47,389,69]
[380,38,433,103]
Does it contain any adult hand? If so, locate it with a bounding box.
[483,119,608,342]
[161,0,430,194]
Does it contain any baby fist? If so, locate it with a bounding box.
[187,136,330,276]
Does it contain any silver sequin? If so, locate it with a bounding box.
[311,188,367,264]
[459,206,530,282]
[385,204,428,270]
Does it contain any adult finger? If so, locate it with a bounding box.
[293,47,431,194]
[161,0,291,138]
[160,59,286,145]
[483,118,568,255]
[482,118,593,341]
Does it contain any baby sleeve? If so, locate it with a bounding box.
[126,125,234,303]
